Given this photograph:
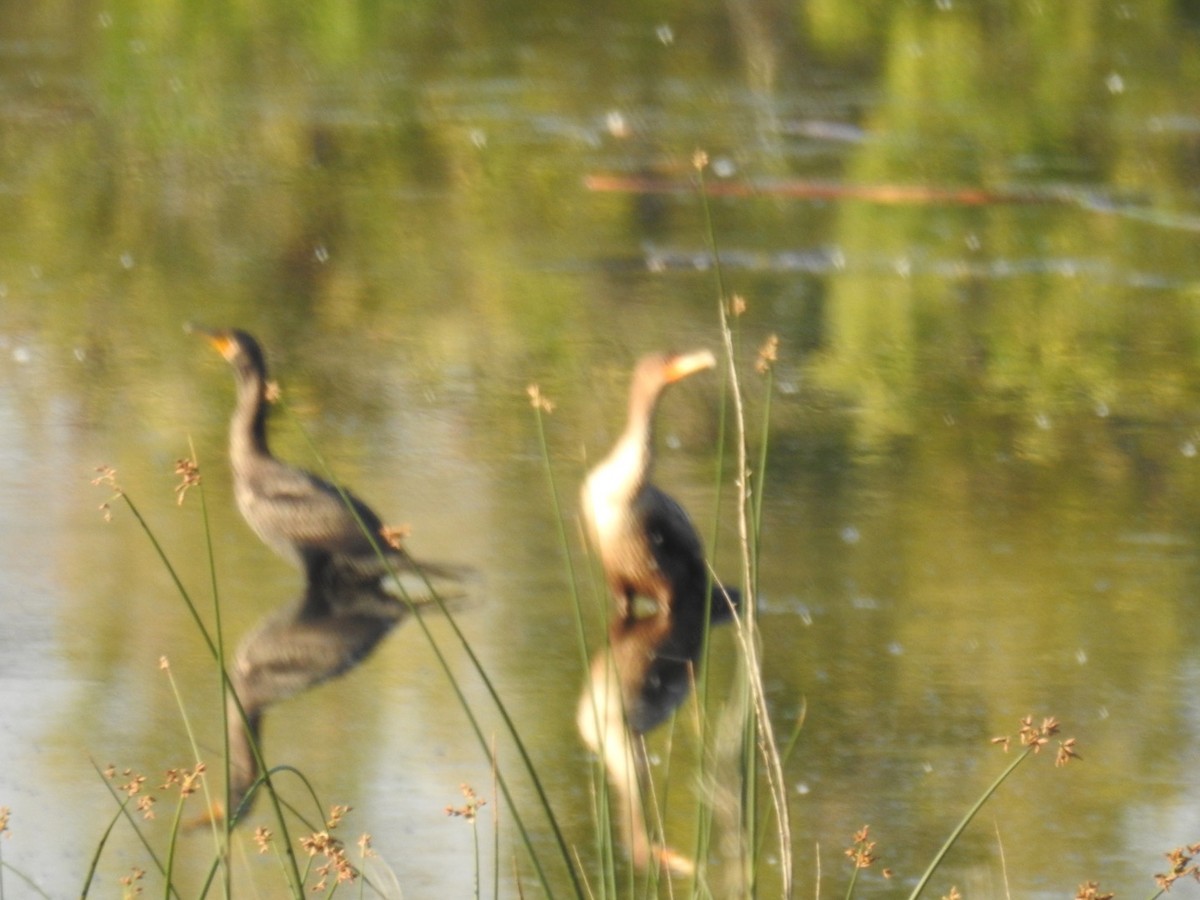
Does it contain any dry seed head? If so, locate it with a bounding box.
[844,825,879,869]
[756,334,779,374]
[1075,882,1114,900]
[326,804,352,829]
[446,783,487,824]
[173,458,201,506]
[380,525,411,550]
[942,888,962,900]
[1155,843,1200,890]
[253,826,273,854]
[1056,737,1081,767]
[0,806,10,836]
[527,384,555,413]
[693,150,709,171]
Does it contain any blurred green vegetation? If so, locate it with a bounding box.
[3,0,1200,895]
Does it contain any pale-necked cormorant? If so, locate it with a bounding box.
[581,350,719,621]
[576,349,738,875]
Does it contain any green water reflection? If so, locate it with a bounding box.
[2,0,1200,896]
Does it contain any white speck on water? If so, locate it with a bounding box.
[1182,441,1197,458]
[1106,72,1125,95]
[1076,648,1088,665]
[840,525,860,545]
[119,252,135,269]
[922,761,934,774]
[1094,400,1110,418]
[943,412,956,426]
[314,244,329,263]
[665,434,681,450]
[966,232,981,251]
[646,752,662,767]
[1098,706,1109,720]
[712,157,736,178]
[656,23,674,45]
[895,256,911,278]
[605,110,628,139]
[830,247,846,271]
[13,346,31,364]
[1035,412,1051,430]
[887,641,903,656]
[73,347,86,362]
[469,128,487,149]
[794,782,810,795]
[98,11,113,27]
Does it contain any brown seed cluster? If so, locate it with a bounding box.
[91,465,123,521]
[844,825,880,870]
[1155,843,1200,891]
[298,805,364,890]
[1075,881,1114,900]
[119,865,145,897]
[160,762,206,798]
[173,458,201,506]
[299,830,355,891]
[526,384,555,414]
[446,783,487,824]
[756,334,779,375]
[992,715,1079,767]
[380,524,412,551]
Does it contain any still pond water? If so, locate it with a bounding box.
[3,1,1200,897]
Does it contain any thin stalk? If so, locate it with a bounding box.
[109,488,304,893]
[539,390,621,898]
[80,796,132,900]
[698,153,793,898]
[690,153,740,894]
[159,664,206,899]
[491,736,501,900]
[283,405,583,899]
[843,863,863,900]
[905,745,1038,900]
[0,863,50,900]
[87,759,181,900]
[189,440,234,899]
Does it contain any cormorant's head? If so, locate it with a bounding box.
[186,324,268,378]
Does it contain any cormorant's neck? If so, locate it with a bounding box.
[229,364,270,464]
[603,379,662,495]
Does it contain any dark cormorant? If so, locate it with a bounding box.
[190,325,461,596]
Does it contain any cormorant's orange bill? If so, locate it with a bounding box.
[184,322,238,360]
[663,349,716,384]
